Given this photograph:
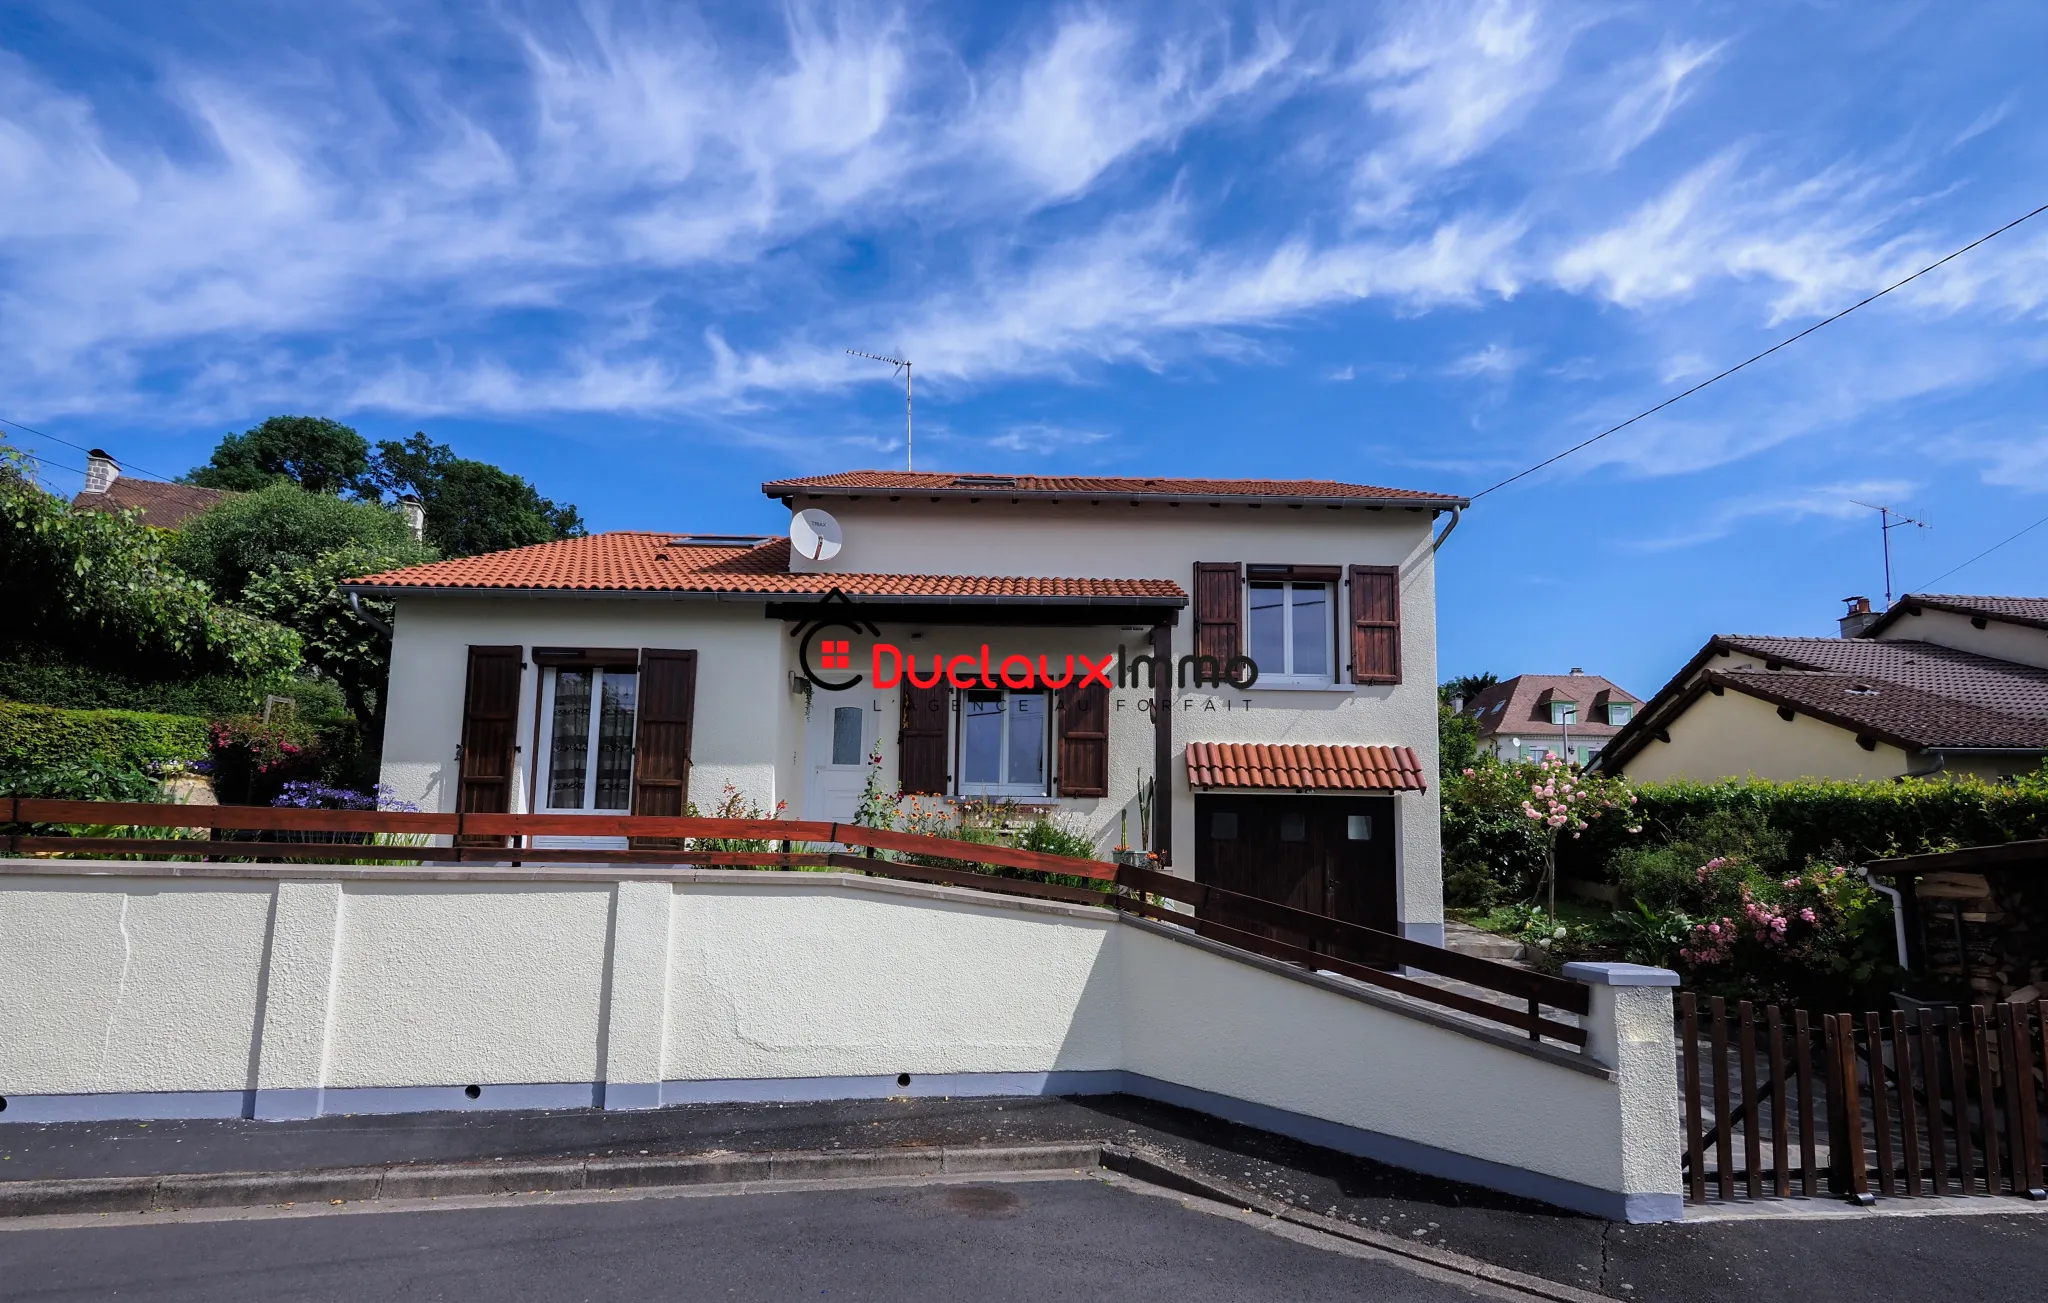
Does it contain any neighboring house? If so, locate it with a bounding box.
[345,470,1467,945]
[1460,670,1642,767]
[69,449,231,529]
[1595,594,2048,784]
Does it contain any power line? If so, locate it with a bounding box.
[1912,511,2048,591]
[0,414,184,484]
[1471,199,2048,501]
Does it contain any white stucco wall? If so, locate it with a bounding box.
[1616,686,1911,784]
[381,597,788,817]
[0,861,1678,1220]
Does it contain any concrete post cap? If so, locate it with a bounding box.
[1561,962,1680,987]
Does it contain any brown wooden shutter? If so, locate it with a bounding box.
[1193,562,1242,663]
[1349,565,1402,685]
[899,680,949,795]
[631,649,697,817]
[457,645,523,816]
[1056,680,1109,798]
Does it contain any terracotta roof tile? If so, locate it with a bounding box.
[72,479,232,529]
[1185,742,1427,793]
[1864,593,2048,637]
[764,470,1465,506]
[345,532,1187,602]
[1713,637,2048,720]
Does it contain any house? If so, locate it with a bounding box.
[70,449,231,529]
[1594,594,2048,784]
[1460,670,1641,767]
[344,470,1467,946]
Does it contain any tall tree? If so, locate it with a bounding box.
[184,416,371,495]
[172,482,428,602]
[365,432,585,557]
[1440,672,1499,708]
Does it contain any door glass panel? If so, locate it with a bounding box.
[961,691,1004,785]
[1211,811,1238,839]
[1280,811,1306,842]
[1248,582,1285,673]
[1347,814,1372,840]
[547,670,592,809]
[1007,693,1046,789]
[593,671,637,810]
[1290,584,1329,676]
[831,706,863,766]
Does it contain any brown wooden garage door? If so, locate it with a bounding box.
[1193,794,1398,952]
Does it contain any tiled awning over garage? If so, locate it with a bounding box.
[1184,742,1428,793]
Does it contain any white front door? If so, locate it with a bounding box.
[804,697,876,823]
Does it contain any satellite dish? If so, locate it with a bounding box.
[790,508,844,562]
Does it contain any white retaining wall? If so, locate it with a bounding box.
[0,861,1680,1222]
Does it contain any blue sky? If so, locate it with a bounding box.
[2,1,2044,697]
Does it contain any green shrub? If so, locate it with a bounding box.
[1556,768,2048,882]
[0,653,276,719]
[0,753,161,801]
[0,702,210,775]
[171,481,425,601]
[1017,816,1096,860]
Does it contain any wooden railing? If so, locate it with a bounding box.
[3,798,1589,1049]
[1678,993,2048,1204]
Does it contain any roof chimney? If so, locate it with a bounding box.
[397,494,426,542]
[1839,595,1878,639]
[1568,667,1584,675]
[83,449,119,495]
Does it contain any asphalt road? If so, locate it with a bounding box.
[0,1176,1493,1303]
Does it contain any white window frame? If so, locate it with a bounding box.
[537,665,639,814]
[1247,579,1336,686]
[1608,703,1633,726]
[954,688,1052,799]
[1550,701,1578,726]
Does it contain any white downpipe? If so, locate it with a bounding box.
[1858,866,1911,970]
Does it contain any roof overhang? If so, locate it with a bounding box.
[1186,742,1428,793]
[343,582,1186,626]
[765,485,1466,512]
[1861,595,2048,639]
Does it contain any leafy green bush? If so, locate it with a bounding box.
[1017,815,1097,860]
[0,652,277,718]
[242,542,428,724]
[0,449,299,679]
[171,481,428,601]
[0,702,210,774]
[1556,768,2048,881]
[0,753,161,801]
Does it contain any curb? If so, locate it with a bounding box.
[0,1143,1102,1219]
[1100,1146,1616,1303]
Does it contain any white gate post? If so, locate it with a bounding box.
[1564,961,1685,1223]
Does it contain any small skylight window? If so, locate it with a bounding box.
[1845,683,1879,696]
[667,535,772,547]
[949,475,1017,488]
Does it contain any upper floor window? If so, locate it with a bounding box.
[1550,701,1578,726]
[1248,581,1332,683]
[1608,702,1634,726]
[958,689,1049,798]
[540,666,638,812]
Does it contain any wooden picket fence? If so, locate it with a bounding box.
[1679,993,2048,1204]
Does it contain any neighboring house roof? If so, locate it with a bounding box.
[344,532,1188,604]
[1862,593,2048,638]
[71,478,231,529]
[1595,632,2048,772]
[1184,742,1428,792]
[763,471,1467,508]
[1462,673,1642,742]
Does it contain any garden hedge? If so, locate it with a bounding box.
[1553,771,2048,881]
[0,701,211,774]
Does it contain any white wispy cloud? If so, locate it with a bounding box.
[1634,479,1916,551]
[1443,341,1531,377]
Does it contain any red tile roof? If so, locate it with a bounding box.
[1185,742,1427,793]
[345,532,1187,602]
[72,478,232,529]
[764,471,1465,506]
[1463,673,1642,740]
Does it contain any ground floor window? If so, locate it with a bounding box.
[540,665,638,812]
[957,688,1049,798]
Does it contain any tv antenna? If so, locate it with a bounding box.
[1850,500,1929,608]
[847,349,913,471]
